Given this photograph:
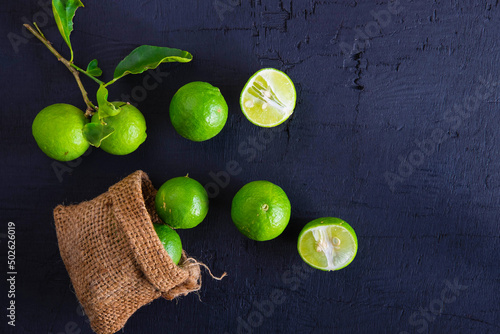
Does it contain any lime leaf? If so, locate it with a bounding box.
[83,122,114,147]
[113,45,193,81]
[86,59,102,77]
[96,85,121,119]
[52,0,84,60]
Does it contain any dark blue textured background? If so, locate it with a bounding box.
[1,1,499,333]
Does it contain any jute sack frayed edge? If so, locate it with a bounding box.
[53,170,202,334]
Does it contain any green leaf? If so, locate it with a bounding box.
[86,59,102,77]
[96,85,121,119]
[113,45,193,81]
[52,0,84,60]
[83,122,114,147]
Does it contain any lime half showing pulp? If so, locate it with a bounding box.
[297,217,358,271]
[240,68,296,127]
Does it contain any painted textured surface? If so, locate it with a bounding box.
[1,0,499,333]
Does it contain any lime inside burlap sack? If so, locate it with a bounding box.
[53,170,207,334]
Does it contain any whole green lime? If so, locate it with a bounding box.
[169,81,228,142]
[155,175,209,229]
[91,102,147,155]
[32,103,89,161]
[153,223,183,265]
[231,180,291,241]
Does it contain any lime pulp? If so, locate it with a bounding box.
[240,68,296,127]
[297,217,358,271]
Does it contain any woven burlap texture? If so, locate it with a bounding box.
[53,170,201,334]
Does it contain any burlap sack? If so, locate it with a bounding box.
[53,170,202,334]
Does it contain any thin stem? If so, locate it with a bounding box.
[103,78,119,87]
[23,23,97,117]
[70,63,105,85]
[33,22,45,39]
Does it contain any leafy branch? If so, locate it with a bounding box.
[26,0,194,146]
[23,23,98,116]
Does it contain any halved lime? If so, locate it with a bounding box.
[297,217,358,271]
[240,68,296,127]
